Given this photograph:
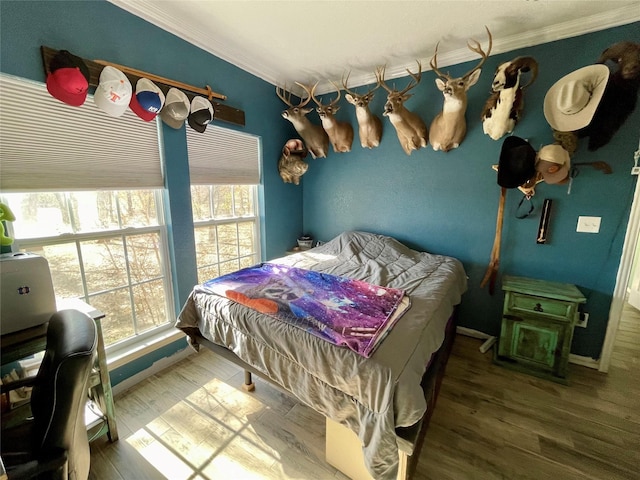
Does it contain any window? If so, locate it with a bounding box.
[3,190,174,348]
[191,185,260,283]
[186,125,261,283]
[0,73,174,354]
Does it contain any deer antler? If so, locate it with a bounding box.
[376,62,422,95]
[398,60,422,95]
[277,83,313,108]
[326,80,343,106]
[375,66,392,93]
[307,80,342,108]
[462,25,493,80]
[296,82,320,107]
[430,42,452,81]
[342,71,381,97]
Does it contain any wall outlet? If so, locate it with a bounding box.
[576,312,589,328]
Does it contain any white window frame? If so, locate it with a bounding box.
[4,190,177,364]
[192,184,261,283]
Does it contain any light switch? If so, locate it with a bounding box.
[576,216,601,233]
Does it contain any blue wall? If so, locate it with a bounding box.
[1,1,637,373]
[304,23,640,359]
[0,0,302,384]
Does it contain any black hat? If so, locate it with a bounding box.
[46,50,90,106]
[498,136,536,188]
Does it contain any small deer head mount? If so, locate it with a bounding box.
[303,81,354,153]
[375,61,429,155]
[429,26,492,152]
[276,84,329,159]
[342,72,383,149]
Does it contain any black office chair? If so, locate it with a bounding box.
[1,309,97,480]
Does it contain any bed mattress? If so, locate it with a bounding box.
[176,231,467,479]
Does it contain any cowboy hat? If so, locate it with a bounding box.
[543,64,609,132]
[498,136,537,188]
[536,144,571,184]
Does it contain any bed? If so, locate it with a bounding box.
[176,231,467,480]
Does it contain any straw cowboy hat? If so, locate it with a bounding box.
[544,64,609,132]
[536,144,571,184]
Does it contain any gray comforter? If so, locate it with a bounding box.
[176,231,467,479]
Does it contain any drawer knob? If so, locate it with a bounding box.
[533,303,544,312]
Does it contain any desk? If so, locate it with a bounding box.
[1,298,119,442]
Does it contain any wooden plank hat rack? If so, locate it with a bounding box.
[41,46,245,126]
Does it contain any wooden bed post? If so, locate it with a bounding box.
[242,370,255,392]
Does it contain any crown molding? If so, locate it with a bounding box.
[109,1,640,95]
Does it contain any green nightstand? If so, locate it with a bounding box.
[495,275,586,384]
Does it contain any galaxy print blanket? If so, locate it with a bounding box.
[201,262,410,357]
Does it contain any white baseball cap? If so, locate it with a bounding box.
[160,88,190,129]
[94,66,132,117]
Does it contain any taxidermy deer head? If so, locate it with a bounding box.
[278,138,308,185]
[302,81,354,153]
[276,84,329,159]
[481,56,538,140]
[580,40,640,151]
[598,40,640,80]
[376,61,428,156]
[429,26,493,152]
[342,72,383,149]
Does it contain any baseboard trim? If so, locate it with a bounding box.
[456,326,492,340]
[569,353,600,370]
[457,327,601,370]
[112,347,194,396]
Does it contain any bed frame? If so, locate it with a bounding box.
[187,309,457,480]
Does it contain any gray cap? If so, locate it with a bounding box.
[160,88,190,129]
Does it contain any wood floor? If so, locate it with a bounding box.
[90,317,640,480]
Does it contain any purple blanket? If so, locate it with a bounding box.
[202,263,409,357]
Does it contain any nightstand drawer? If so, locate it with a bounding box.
[506,292,576,322]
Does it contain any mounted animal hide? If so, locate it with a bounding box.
[278,139,309,185]
[481,56,538,140]
[578,41,640,151]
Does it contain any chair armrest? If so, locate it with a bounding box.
[0,376,36,395]
[3,450,67,480]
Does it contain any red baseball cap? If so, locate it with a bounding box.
[46,50,90,107]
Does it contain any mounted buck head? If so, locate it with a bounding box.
[375,61,428,155]
[597,41,640,80]
[482,56,538,140]
[303,81,354,153]
[276,84,329,159]
[342,71,383,149]
[429,26,492,152]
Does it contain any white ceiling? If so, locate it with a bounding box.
[110,0,640,94]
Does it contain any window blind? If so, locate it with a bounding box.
[187,124,260,185]
[0,73,163,191]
